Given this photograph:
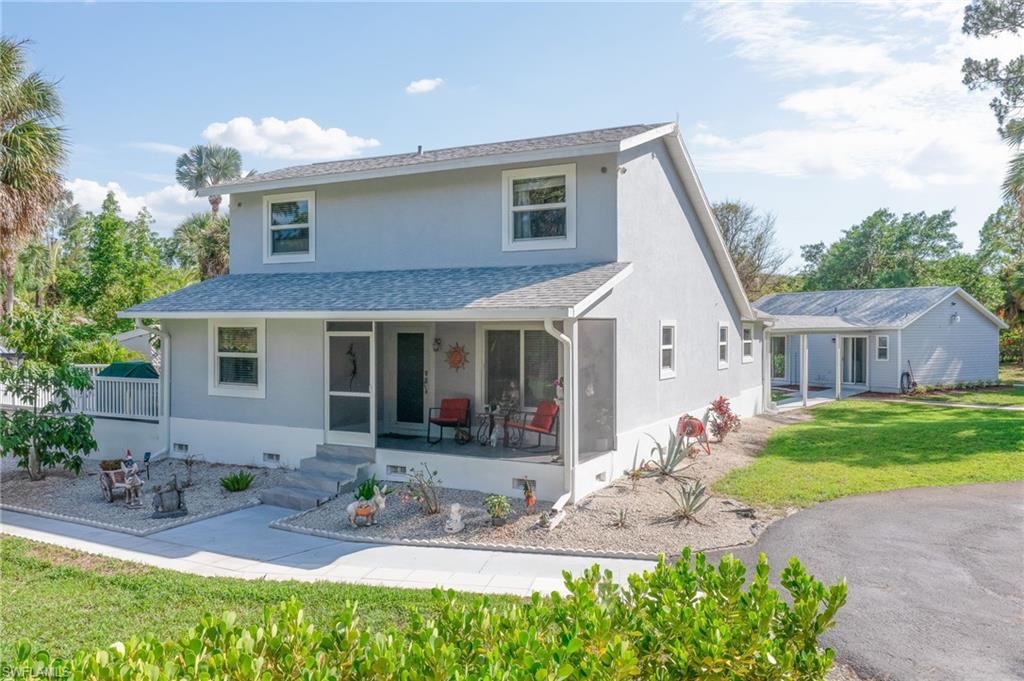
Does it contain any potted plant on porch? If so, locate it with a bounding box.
[484,494,512,526]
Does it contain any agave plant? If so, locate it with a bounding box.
[220,470,254,492]
[664,479,709,524]
[645,429,694,478]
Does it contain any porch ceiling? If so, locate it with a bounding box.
[119,262,632,320]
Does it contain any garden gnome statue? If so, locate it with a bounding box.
[444,503,465,534]
[121,450,144,508]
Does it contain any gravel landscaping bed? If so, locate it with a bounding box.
[279,412,808,557]
[0,456,287,534]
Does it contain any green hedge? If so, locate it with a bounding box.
[5,549,846,680]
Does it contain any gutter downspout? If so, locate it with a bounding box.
[544,318,575,512]
[137,320,171,459]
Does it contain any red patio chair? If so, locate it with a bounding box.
[427,398,471,445]
[507,400,560,452]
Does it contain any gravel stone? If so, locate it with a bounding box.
[1,455,288,533]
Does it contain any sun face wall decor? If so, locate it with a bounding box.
[445,342,469,371]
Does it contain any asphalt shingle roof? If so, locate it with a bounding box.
[122,262,631,316]
[220,123,669,189]
[755,286,959,329]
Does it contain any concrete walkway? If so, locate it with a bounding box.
[871,397,1024,411]
[0,505,655,596]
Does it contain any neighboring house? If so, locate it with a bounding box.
[756,287,1006,401]
[120,123,766,507]
[114,328,157,363]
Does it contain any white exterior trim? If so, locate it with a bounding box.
[741,323,754,363]
[207,319,266,399]
[876,334,890,361]
[501,163,577,252]
[263,191,316,264]
[901,288,1009,330]
[717,322,729,370]
[659,320,677,380]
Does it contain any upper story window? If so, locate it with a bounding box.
[264,191,315,263]
[718,323,729,370]
[208,319,266,399]
[501,164,576,252]
[660,320,676,380]
[742,323,754,363]
[876,335,889,361]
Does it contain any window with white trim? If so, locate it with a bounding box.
[484,328,562,409]
[209,319,266,398]
[660,320,676,379]
[718,323,729,369]
[876,334,889,361]
[501,164,576,251]
[742,323,754,363]
[264,191,315,263]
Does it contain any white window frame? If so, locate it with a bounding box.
[263,191,315,264]
[475,323,564,412]
[659,320,676,380]
[501,163,577,252]
[718,322,730,370]
[741,323,754,363]
[208,319,266,399]
[876,334,889,361]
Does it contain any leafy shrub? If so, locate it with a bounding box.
[398,463,442,515]
[483,494,511,519]
[709,396,742,441]
[354,474,386,501]
[664,479,710,524]
[6,550,846,679]
[999,327,1021,364]
[220,470,254,492]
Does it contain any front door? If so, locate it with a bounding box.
[325,324,374,446]
[842,336,867,385]
[395,330,429,431]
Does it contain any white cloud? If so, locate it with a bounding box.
[405,77,444,94]
[201,116,380,162]
[65,178,208,235]
[688,1,1012,191]
[129,141,187,155]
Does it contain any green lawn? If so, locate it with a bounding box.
[0,535,513,660]
[1001,363,1024,384]
[715,400,1024,508]
[907,385,1024,406]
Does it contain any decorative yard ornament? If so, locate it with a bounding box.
[346,485,387,527]
[445,342,469,371]
[121,453,145,508]
[151,474,188,519]
[444,503,465,533]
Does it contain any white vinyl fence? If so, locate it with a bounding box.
[0,364,160,422]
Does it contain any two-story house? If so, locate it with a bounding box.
[122,123,768,508]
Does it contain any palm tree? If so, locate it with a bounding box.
[1003,120,1024,221]
[175,144,244,216]
[0,38,67,316]
[173,212,229,280]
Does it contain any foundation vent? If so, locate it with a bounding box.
[263,452,281,464]
[512,477,536,491]
[386,464,408,476]
[172,442,189,453]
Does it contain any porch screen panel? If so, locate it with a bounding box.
[486,330,520,408]
[579,319,616,457]
[330,336,370,393]
[523,330,560,407]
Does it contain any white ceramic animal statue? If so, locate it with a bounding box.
[346,485,387,527]
[444,503,465,534]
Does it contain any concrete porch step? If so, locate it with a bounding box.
[300,454,371,478]
[315,443,375,462]
[258,485,329,511]
[283,470,357,494]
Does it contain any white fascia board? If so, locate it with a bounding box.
[118,307,571,321]
[569,263,634,317]
[618,123,678,151]
[661,134,756,320]
[900,288,1009,330]
[198,142,623,197]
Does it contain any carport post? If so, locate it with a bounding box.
[800,334,809,406]
[834,335,843,400]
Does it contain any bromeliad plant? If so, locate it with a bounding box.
[220,470,254,492]
[709,395,741,442]
[7,549,847,680]
[0,309,96,480]
[354,474,390,502]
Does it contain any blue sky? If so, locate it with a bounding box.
[4,1,1014,266]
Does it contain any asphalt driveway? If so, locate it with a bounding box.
[723,482,1024,681]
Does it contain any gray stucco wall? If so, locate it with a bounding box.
[902,292,999,385]
[165,318,324,429]
[586,138,762,432]
[227,153,619,274]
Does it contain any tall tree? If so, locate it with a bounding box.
[0,38,67,316]
[175,144,243,216]
[979,199,1024,361]
[962,0,1024,213]
[172,212,229,279]
[801,209,962,291]
[712,200,789,300]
